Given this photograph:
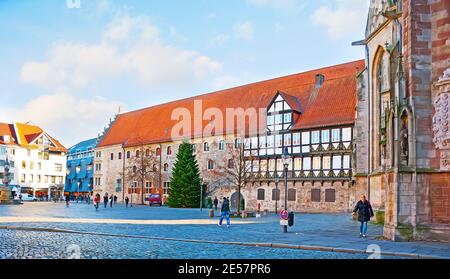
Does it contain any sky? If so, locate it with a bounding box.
[0,0,369,148]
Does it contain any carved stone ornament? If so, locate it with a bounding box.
[433,68,450,170]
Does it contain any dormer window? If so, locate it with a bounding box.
[267,93,298,133]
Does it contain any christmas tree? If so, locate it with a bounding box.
[167,142,202,208]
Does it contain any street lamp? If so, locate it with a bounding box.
[274,173,279,214]
[200,178,203,212]
[282,147,291,233]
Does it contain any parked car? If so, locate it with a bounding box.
[20,193,37,202]
[148,194,162,206]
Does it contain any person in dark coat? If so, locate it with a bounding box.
[114,195,118,204]
[65,195,70,207]
[353,195,374,238]
[213,197,218,211]
[218,197,231,227]
[125,196,129,208]
[103,194,108,208]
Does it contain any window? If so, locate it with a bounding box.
[115,179,122,192]
[303,157,311,170]
[293,133,300,145]
[55,163,62,172]
[321,130,330,143]
[131,182,138,193]
[251,137,258,149]
[275,135,282,147]
[21,174,25,183]
[37,175,41,183]
[163,182,170,195]
[272,189,280,201]
[288,189,296,201]
[27,149,31,157]
[322,156,331,170]
[51,176,56,183]
[294,158,302,171]
[312,157,321,170]
[342,127,352,142]
[219,140,225,150]
[268,159,275,172]
[167,146,172,155]
[204,142,209,152]
[234,138,241,148]
[332,155,342,170]
[252,160,259,173]
[257,189,265,201]
[325,189,336,202]
[118,152,122,160]
[136,150,140,158]
[311,131,320,144]
[284,113,292,123]
[156,148,161,156]
[126,151,131,159]
[22,161,26,169]
[29,174,33,183]
[284,134,291,146]
[311,189,321,202]
[145,181,152,194]
[332,129,340,142]
[207,160,214,170]
[164,163,169,172]
[276,159,284,171]
[228,159,234,169]
[110,153,114,160]
[95,163,102,171]
[145,149,150,157]
[267,135,274,148]
[343,155,351,169]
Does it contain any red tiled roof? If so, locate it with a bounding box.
[98,60,365,148]
[1,122,67,152]
[0,123,17,145]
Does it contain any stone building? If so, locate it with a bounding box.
[94,61,364,212]
[353,0,450,241]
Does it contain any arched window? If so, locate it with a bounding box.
[145,149,150,157]
[110,153,114,160]
[204,142,209,152]
[132,165,137,173]
[167,146,172,155]
[207,160,214,170]
[118,152,122,160]
[153,164,157,171]
[135,150,140,158]
[164,163,169,171]
[228,159,234,169]
[219,140,225,150]
[126,151,130,159]
[234,138,241,149]
[156,148,161,156]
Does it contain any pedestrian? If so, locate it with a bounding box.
[213,197,218,211]
[109,195,113,208]
[19,194,22,202]
[94,194,100,211]
[353,195,374,238]
[218,197,231,228]
[65,195,70,207]
[125,196,129,208]
[103,194,108,208]
[114,195,117,204]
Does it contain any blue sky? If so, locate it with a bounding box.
[0,0,369,147]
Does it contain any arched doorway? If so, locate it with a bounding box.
[230,192,245,211]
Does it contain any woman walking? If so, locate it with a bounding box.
[94,194,100,211]
[353,195,374,238]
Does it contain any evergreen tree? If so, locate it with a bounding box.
[167,142,202,208]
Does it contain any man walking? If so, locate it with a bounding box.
[103,194,108,209]
[353,195,374,238]
[114,195,118,204]
[125,196,129,208]
[218,197,231,228]
[213,197,218,211]
[109,195,113,208]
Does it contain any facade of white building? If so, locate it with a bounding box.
[0,122,67,200]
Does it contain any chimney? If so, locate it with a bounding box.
[315,74,325,89]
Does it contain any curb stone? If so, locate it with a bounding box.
[0,225,444,259]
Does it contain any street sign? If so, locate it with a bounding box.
[280,210,289,220]
[280,219,288,226]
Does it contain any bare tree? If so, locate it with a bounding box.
[211,138,254,214]
[124,141,161,205]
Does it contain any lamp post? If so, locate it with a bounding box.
[282,147,291,233]
[274,173,279,214]
[200,178,203,212]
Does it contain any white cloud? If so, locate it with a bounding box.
[247,0,299,10]
[210,34,230,47]
[0,92,121,147]
[311,0,368,40]
[20,14,222,90]
[233,21,254,40]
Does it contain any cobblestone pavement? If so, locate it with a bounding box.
[0,202,449,259]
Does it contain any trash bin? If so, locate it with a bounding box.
[288,212,295,227]
[209,210,214,218]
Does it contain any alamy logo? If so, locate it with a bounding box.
[67,244,81,259]
[366,244,381,259]
[66,0,81,9]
